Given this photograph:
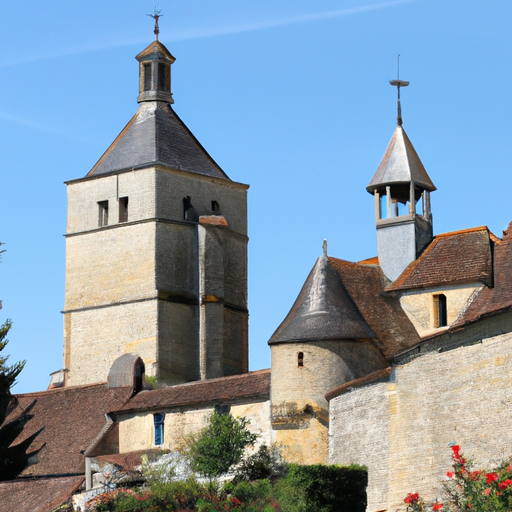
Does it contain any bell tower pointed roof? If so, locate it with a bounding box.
[86,35,229,180]
[367,125,436,194]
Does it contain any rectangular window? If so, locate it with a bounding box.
[98,201,108,227]
[119,197,129,223]
[433,294,447,328]
[158,63,168,90]
[154,413,165,445]
[144,63,152,91]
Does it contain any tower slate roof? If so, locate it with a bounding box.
[367,125,436,193]
[87,101,229,179]
[268,255,375,344]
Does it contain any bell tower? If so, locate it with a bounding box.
[62,24,249,387]
[367,80,436,282]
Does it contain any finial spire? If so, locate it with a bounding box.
[323,239,328,257]
[147,8,163,41]
[389,55,409,126]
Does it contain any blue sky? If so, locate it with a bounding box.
[1,0,511,393]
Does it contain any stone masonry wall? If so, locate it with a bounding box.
[155,169,248,236]
[399,283,482,337]
[67,169,156,234]
[117,399,271,454]
[271,340,387,465]
[65,300,158,387]
[329,314,512,512]
[65,223,156,311]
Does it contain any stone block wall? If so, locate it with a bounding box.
[155,169,248,236]
[67,169,156,234]
[329,313,512,512]
[271,340,387,464]
[64,300,158,387]
[65,223,156,311]
[399,283,482,337]
[117,398,271,454]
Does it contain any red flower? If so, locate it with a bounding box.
[486,472,498,484]
[452,445,461,458]
[404,493,420,504]
[499,479,512,490]
[483,488,491,495]
[433,503,444,511]
[446,472,454,478]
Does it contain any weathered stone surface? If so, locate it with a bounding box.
[329,313,512,512]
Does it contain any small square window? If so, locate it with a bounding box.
[98,201,108,227]
[119,197,129,223]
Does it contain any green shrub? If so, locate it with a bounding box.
[234,444,288,484]
[276,464,367,512]
[186,408,258,479]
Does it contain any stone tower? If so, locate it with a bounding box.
[366,83,436,281]
[62,37,249,387]
[268,248,387,463]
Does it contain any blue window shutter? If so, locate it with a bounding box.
[154,413,165,445]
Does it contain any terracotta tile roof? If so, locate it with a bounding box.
[0,475,84,512]
[455,222,512,325]
[87,102,229,180]
[385,227,494,292]
[358,256,379,266]
[325,367,392,402]
[8,384,133,476]
[115,370,270,414]
[328,257,421,358]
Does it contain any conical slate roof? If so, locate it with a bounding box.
[268,255,375,344]
[367,125,436,193]
[87,101,229,179]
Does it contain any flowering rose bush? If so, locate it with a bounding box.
[404,445,512,512]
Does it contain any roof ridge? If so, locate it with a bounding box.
[434,225,489,239]
[14,382,112,397]
[154,369,271,390]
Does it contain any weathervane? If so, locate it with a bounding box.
[147,7,163,41]
[389,55,409,126]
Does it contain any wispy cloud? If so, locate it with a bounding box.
[0,111,92,143]
[171,0,412,42]
[0,1,412,67]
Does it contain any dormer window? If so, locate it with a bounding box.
[433,294,447,328]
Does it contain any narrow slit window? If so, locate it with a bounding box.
[98,201,109,227]
[211,200,219,214]
[158,63,169,90]
[298,352,304,367]
[433,294,447,328]
[154,413,165,445]
[119,197,129,223]
[144,63,152,91]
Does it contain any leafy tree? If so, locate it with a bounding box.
[187,408,258,480]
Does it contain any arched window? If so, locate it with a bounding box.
[298,352,304,367]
